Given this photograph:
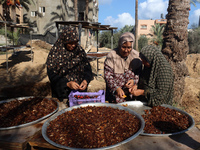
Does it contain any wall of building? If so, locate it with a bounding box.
[138,19,167,39]
[0,1,98,47]
[23,0,99,35]
[23,0,62,34]
[0,5,2,19]
[16,6,23,24]
[0,4,23,23]
[138,20,155,38]
[89,0,99,22]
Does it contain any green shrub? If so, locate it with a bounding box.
[0,27,20,45]
[138,35,148,51]
[188,27,200,54]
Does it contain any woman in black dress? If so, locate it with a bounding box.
[46,26,93,102]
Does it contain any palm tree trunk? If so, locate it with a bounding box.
[135,0,138,51]
[162,0,190,104]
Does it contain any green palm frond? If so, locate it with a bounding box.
[151,23,165,37]
[0,0,34,11]
[151,23,166,49]
[190,0,200,6]
[0,0,7,5]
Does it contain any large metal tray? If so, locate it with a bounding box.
[42,103,145,150]
[0,96,59,130]
[87,52,108,59]
[118,101,195,136]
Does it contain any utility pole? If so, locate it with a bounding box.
[36,0,39,33]
[135,0,138,51]
[74,0,78,21]
[86,0,89,21]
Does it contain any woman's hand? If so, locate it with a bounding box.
[116,87,126,98]
[79,80,88,91]
[125,79,134,89]
[131,84,138,90]
[129,88,144,96]
[67,81,80,90]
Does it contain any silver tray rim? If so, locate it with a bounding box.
[118,101,195,136]
[118,101,148,107]
[86,52,108,59]
[42,102,145,150]
[87,52,109,54]
[0,96,59,130]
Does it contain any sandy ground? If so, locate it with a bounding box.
[0,40,200,129]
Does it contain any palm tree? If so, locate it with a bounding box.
[151,23,165,49]
[190,0,200,6]
[135,0,138,51]
[162,0,200,105]
[161,0,190,105]
[0,0,33,23]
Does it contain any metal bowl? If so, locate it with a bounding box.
[0,96,59,130]
[42,103,145,150]
[118,102,195,136]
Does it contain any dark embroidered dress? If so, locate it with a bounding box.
[46,27,93,102]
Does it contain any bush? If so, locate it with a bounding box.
[99,25,134,49]
[0,27,20,45]
[138,35,148,51]
[188,27,200,54]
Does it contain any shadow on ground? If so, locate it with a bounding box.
[0,82,51,101]
[0,50,33,69]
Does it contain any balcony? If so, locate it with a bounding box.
[155,19,167,24]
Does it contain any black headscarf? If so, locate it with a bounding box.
[46,26,90,84]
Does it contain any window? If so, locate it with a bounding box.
[141,25,147,29]
[39,7,45,16]
[39,7,45,13]
[78,12,84,21]
[31,11,36,17]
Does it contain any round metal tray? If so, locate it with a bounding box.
[0,96,59,130]
[86,52,108,58]
[118,101,195,136]
[42,103,145,150]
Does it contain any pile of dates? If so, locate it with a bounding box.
[142,106,191,134]
[0,97,57,128]
[46,106,141,148]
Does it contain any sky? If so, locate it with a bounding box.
[98,0,200,30]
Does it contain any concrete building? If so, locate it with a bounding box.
[138,19,167,38]
[23,0,99,35]
[0,4,23,24]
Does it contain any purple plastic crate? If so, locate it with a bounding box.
[68,90,105,107]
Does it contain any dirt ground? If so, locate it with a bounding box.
[0,40,200,128]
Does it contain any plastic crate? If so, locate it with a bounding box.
[68,90,105,107]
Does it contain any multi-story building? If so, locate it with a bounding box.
[0,0,102,47]
[0,4,23,24]
[0,0,98,33]
[138,19,167,38]
[23,0,99,35]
